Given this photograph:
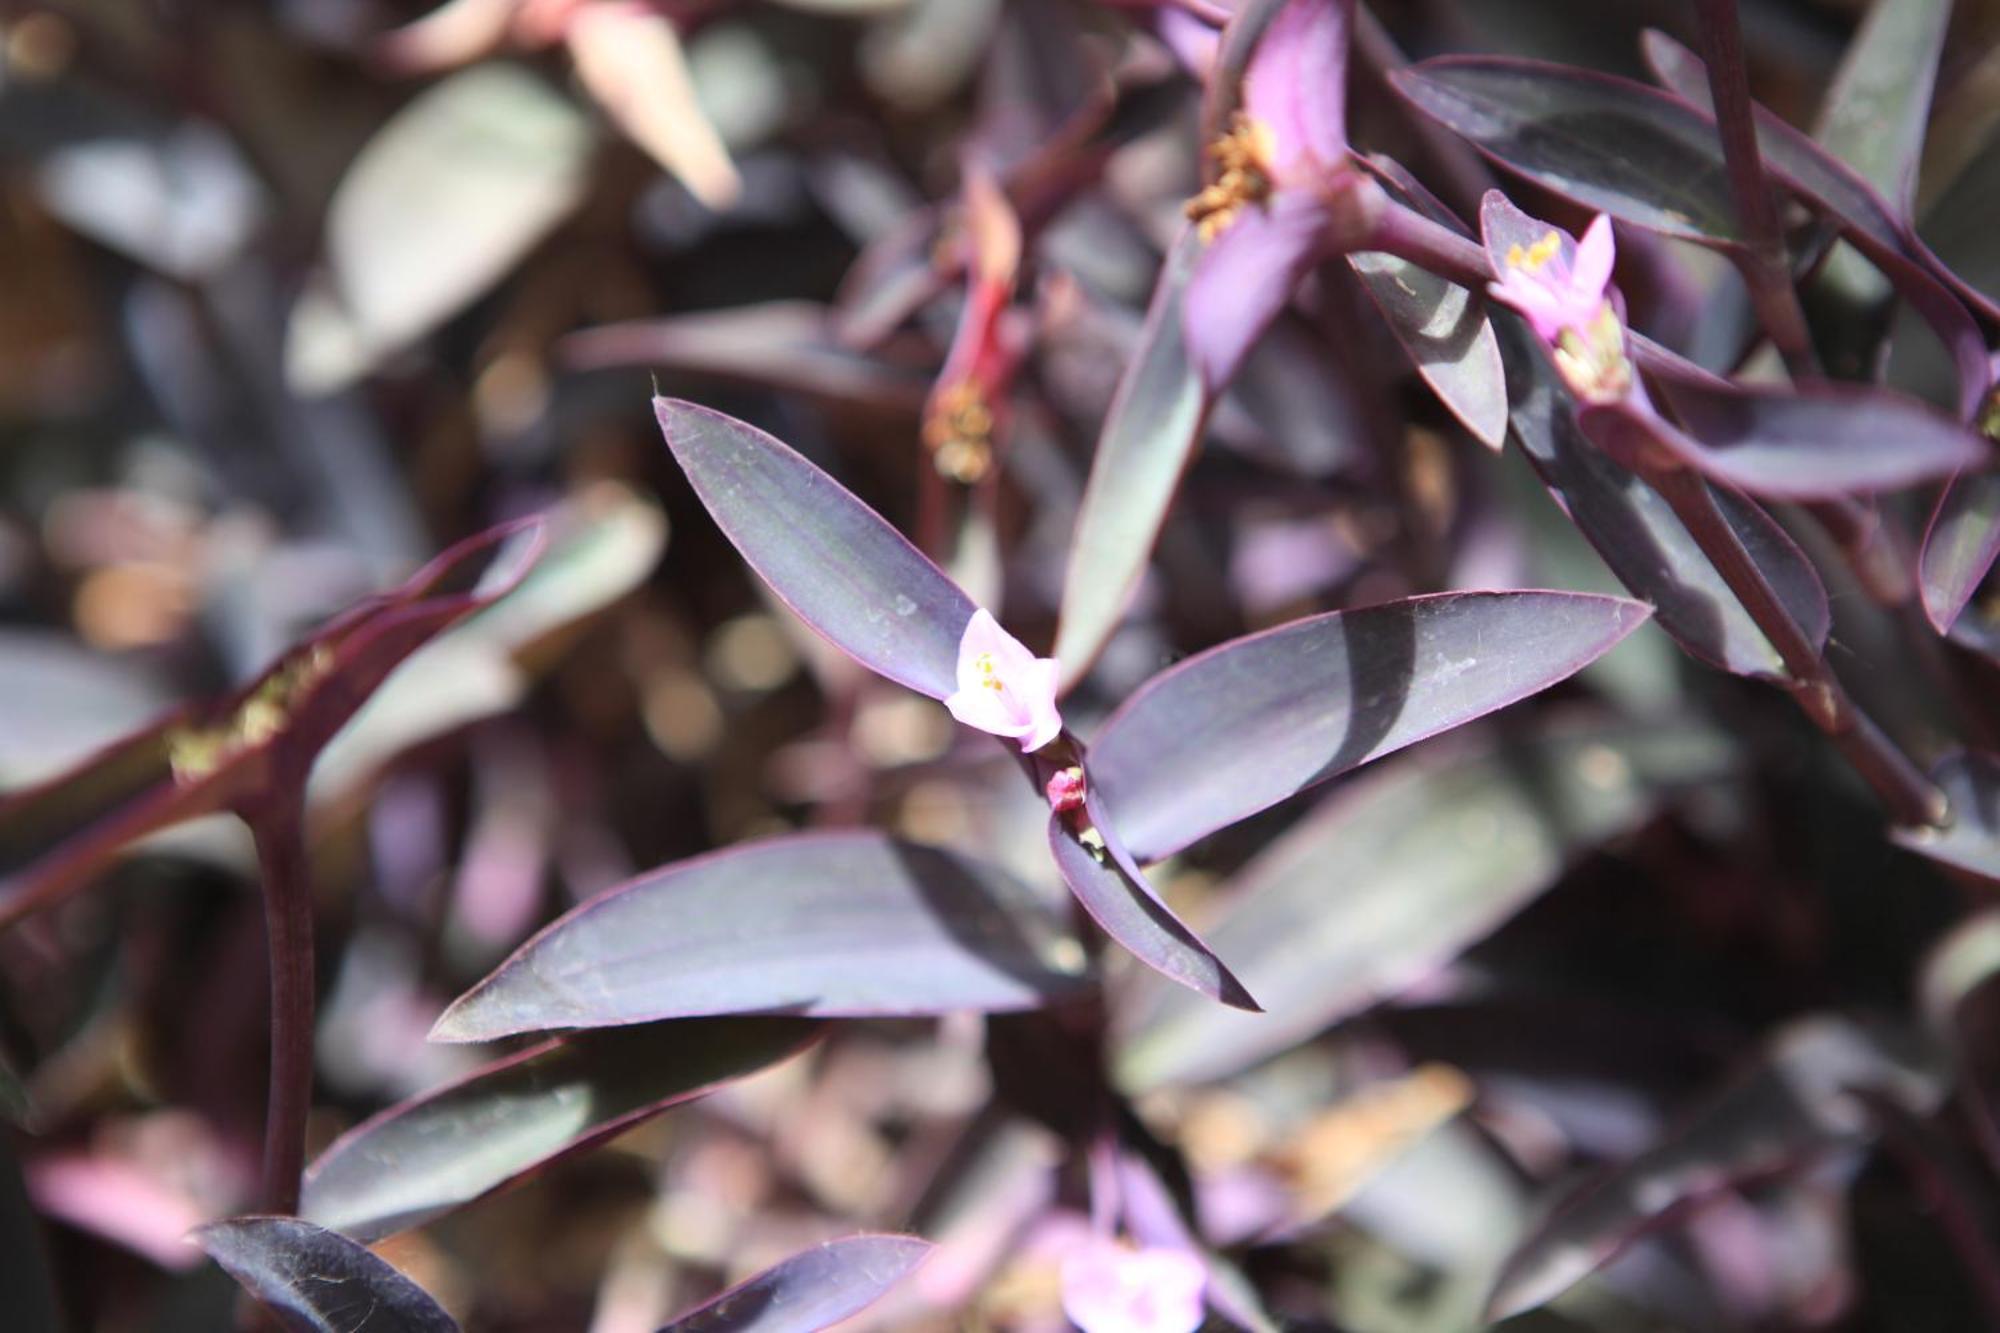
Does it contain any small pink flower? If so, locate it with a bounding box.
[944,609,1062,752]
[1046,765,1087,813]
[1060,1239,1207,1333]
[1487,213,1616,344]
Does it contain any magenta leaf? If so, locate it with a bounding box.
[1045,796,1258,1011]
[656,1234,933,1333]
[1920,473,2000,633]
[1893,752,2000,885]
[653,398,976,701]
[1054,228,1209,690]
[431,831,1088,1042]
[303,1018,817,1241]
[194,1217,459,1333]
[1485,1018,1943,1321]
[1114,718,1736,1091]
[1088,591,1651,864]
[0,519,543,929]
[1639,376,1988,501]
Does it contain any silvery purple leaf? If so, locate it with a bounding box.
[432,831,1089,1042]
[1044,794,1258,1011]
[656,1234,933,1333]
[195,1217,459,1333]
[1054,228,1208,691]
[1088,591,1651,864]
[653,398,975,701]
[304,1018,817,1240]
[1638,376,1987,501]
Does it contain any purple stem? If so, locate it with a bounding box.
[247,798,315,1216]
[1694,0,1818,379]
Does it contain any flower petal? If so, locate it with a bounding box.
[1242,0,1352,175]
[1183,189,1330,395]
[1569,213,1616,305]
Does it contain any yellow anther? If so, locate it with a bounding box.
[1185,113,1277,242]
[923,379,995,484]
[1505,230,1562,274]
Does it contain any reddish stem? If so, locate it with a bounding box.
[247,799,315,1216]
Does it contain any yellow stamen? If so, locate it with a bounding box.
[1552,302,1632,404]
[1185,113,1277,242]
[923,379,994,484]
[975,651,1005,692]
[1505,230,1562,274]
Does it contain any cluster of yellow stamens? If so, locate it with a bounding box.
[167,645,333,784]
[973,651,1004,692]
[922,379,994,484]
[1553,305,1633,404]
[1185,113,1277,242]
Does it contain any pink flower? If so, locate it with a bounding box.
[1487,213,1616,344]
[1046,765,1087,813]
[943,609,1062,752]
[1060,1239,1207,1333]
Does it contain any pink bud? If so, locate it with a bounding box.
[1046,766,1086,813]
[943,609,1063,752]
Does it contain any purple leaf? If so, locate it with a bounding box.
[656,1234,932,1333]
[653,398,975,701]
[1088,591,1652,864]
[303,1018,817,1240]
[1893,752,2000,884]
[1808,1,1950,219]
[1350,163,1507,449]
[1114,718,1736,1090]
[1636,376,1988,501]
[431,831,1088,1042]
[194,1217,459,1333]
[1502,323,1830,679]
[562,302,929,412]
[1921,473,2000,633]
[1183,191,1332,395]
[1045,796,1258,1011]
[0,518,544,929]
[1485,1018,1943,1321]
[1053,228,1208,690]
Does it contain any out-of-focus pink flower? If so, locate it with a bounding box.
[1487,213,1616,344]
[1059,1238,1208,1333]
[1046,765,1087,813]
[944,609,1062,752]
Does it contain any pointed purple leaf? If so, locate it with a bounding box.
[1089,591,1651,864]
[1893,752,2000,885]
[653,399,976,701]
[1184,190,1331,396]
[1351,165,1507,449]
[195,1217,459,1333]
[304,1018,817,1240]
[1485,1018,1943,1321]
[1921,473,2000,633]
[657,1235,932,1333]
[1054,227,1209,690]
[1810,2,1950,219]
[1047,802,1258,1011]
[1636,376,1988,501]
[1115,719,1736,1090]
[432,831,1088,1042]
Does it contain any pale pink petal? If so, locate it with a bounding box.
[1569,214,1616,306]
[1184,190,1330,394]
[1017,657,1064,752]
[945,608,1063,749]
[1061,1240,1207,1333]
[1242,0,1351,177]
